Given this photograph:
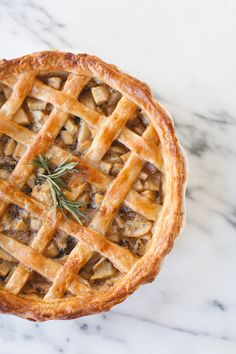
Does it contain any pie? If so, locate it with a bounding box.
[0,51,187,321]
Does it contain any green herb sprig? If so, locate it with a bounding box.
[33,154,89,224]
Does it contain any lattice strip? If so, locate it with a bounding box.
[0,73,35,117]
[45,244,91,300]
[118,125,162,168]
[91,125,156,232]
[5,211,62,294]
[0,73,35,144]
[0,233,93,297]
[84,97,137,163]
[0,74,89,217]
[2,74,90,294]
[32,81,162,168]
[6,180,86,295]
[0,115,158,219]
[0,179,137,273]
[46,125,154,299]
[125,190,161,219]
[90,154,143,234]
[2,77,162,168]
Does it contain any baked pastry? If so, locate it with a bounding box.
[0,51,186,321]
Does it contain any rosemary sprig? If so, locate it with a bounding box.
[32,154,89,224]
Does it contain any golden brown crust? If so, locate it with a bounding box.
[0,51,187,321]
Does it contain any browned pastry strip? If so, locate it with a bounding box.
[0,73,35,143]
[0,72,36,227]
[118,126,162,169]
[0,74,91,295]
[49,145,111,190]
[46,125,153,299]
[0,233,93,296]
[90,154,143,233]
[3,74,90,294]
[0,115,33,146]
[6,180,87,294]
[3,77,162,168]
[48,97,138,297]
[90,125,155,233]
[0,179,137,273]
[60,218,137,273]
[84,97,137,163]
[0,73,35,117]
[5,216,60,294]
[44,244,92,299]
[125,189,161,219]
[0,113,159,219]
[32,79,104,127]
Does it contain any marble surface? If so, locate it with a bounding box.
[0,0,235,353]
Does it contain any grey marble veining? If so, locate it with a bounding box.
[0,0,235,353]
[0,0,71,49]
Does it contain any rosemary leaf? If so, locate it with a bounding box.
[32,154,88,224]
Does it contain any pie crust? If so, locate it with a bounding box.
[0,51,187,321]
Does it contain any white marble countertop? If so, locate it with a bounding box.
[0,0,235,353]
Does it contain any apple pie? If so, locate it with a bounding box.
[0,51,187,321]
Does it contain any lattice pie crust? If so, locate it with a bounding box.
[0,52,186,321]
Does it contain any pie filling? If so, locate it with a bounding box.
[0,72,163,297]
